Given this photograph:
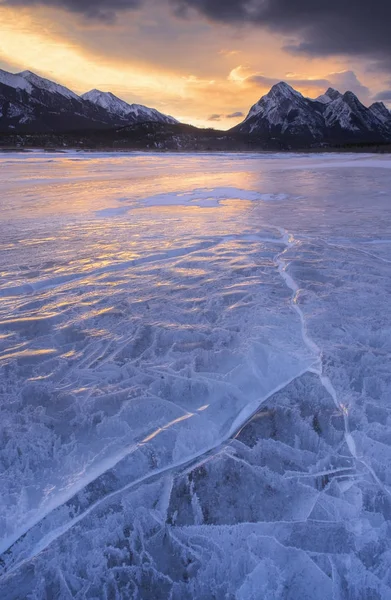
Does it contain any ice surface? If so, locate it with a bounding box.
[0,151,391,598]
[96,188,290,217]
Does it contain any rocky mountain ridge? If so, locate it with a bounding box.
[1,69,391,148]
[233,82,391,145]
[0,69,177,132]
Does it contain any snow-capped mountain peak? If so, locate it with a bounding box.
[81,89,132,117]
[233,80,391,145]
[342,90,362,106]
[0,69,32,93]
[240,80,324,139]
[1,68,391,145]
[369,101,391,125]
[0,67,180,132]
[17,70,79,100]
[245,82,301,120]
[270,81,301,96]
[323,90,385,133]
[82,89,178,124]
[316,88,342,104]
[82,89,103,101]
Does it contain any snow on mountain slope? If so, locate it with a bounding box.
[82,89,178,124]
[324,91,384,133]
[244,81,301,122]
[369,101,391,125]
[2,102,32,121]
[82,90,125,114]
[315,88,342,104]
[0,69,32,93]
[233,82,390,144]
[236,82,325,140]
[17,70,79,100]
[1,67,390,144]
[0,68,179,132]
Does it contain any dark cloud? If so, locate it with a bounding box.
[172,0,391,70]
[226,111,244,118]
[207,111,244,120]
[0,0,141,20]
[2,0,391,70]
[373,90,391,102]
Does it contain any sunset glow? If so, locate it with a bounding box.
[0,3,388,127]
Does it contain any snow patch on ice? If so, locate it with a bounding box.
[140,187,263,207]
[96,187,291,217]
[95,206,131,217]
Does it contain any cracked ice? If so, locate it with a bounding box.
[0,151,391,599]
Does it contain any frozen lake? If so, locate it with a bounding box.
[1,151,391,598]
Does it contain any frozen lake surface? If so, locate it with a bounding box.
[0,151,391,599]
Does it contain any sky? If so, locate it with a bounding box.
[0,0,390,129]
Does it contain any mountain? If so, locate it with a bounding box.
[369,101,391,130]
[0,70,32,92]
[0,68,178,132]
[82,90,177,125]
[1,69,391,149]
[0,69,115,132]
[323,91,387,140]
[231,82,326,144]
[19,70,80,100]
[315,88,342,104]
[233,82,391,146]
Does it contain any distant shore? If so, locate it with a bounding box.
[1,145,391,154]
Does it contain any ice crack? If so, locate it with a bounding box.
[274,227,391,499]
[274,230,349,436]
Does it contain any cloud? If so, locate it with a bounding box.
[373,90,391,102]
[3,0,391,73]
[170,1,391,69]
[0,0,141,21]
[208,111,244,121]
[328,71,370,101]
[248,75,330,89]
[245,70,371,104]
[226,111,243,118]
